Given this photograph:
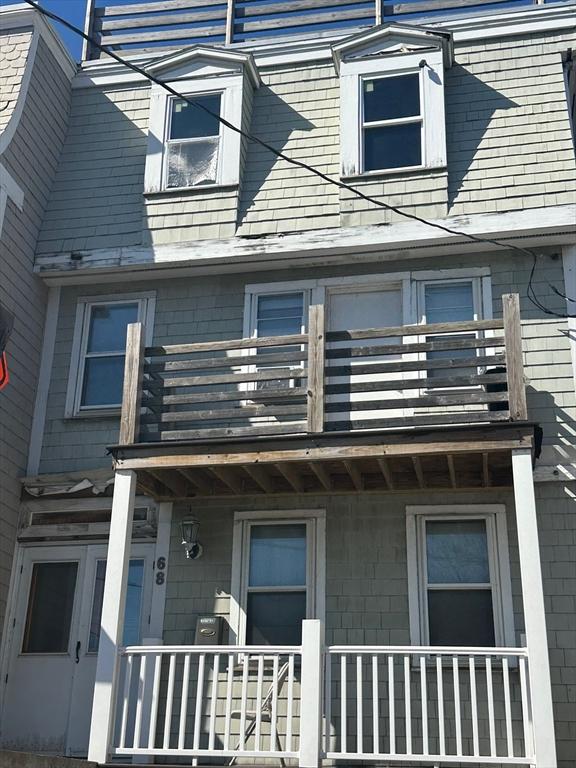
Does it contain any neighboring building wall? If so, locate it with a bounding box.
[37,248,575,474]
[161,483,576,767]
[0,28,73,638]
[35,27,576,255]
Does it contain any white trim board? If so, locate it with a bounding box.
[35,205,576,285]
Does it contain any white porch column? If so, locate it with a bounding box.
[88,469,137,763]
[512,448,557,768]
[299,619,323,768]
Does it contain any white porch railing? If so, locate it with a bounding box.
[112,644,302,759]
[325,646,534,765]
[109,637,534,766]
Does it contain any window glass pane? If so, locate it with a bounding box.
[428,589,495,646]
[81,355,125,407]
[364,123,421,171]
[425,282,474,323]
[256,293,304,337]
[169,94,221,140]
[88,559,145,652]
[167,137,219,188]
[246,592,306,645]
[363,75,420,122]
[22,562,78,653]
[87,303,138,354]
[249,524,307,587]
[426,519,490,584]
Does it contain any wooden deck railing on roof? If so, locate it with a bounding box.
[84,0,530,59]
[118,293,527,446]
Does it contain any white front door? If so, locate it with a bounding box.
[325,284,407,426]
[0,543,154,757]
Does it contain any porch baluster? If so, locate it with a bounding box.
[149,652,162,749]
[163,653,176,749]
[178,653,191,750]
[452,656,462,755]
[119,653,133,750]
[208,654,220,751]
[436,655,445,756]
[404,656,411,755]
[371,655,379,754]
[469,656,479,757]
[387,655,395,755]
[485,656,496,757]
[502,656,514,757]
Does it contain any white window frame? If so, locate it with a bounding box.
[65,292,156,418]
[163,91,223,191]
[340,49,446,178]
[229,509,326,645]
[406,504,515,648]
[145,75,243,194]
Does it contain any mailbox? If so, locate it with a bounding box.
[194,615,224,645]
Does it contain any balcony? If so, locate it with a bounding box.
[109,625,535,766]
[111,294,534,498]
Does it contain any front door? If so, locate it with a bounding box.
[0,543,153,756]
[325,284,407,427]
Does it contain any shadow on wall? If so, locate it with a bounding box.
[237,86,314,230]
[38,88,149,256]
[445,66,519,211]
[527,382,576,464]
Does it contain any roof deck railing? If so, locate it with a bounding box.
[83,0,548,59]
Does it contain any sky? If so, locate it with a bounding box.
[38,0,87,60]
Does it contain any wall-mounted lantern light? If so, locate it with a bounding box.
[181,519,203,560]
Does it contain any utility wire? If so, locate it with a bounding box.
[23,0,575,318]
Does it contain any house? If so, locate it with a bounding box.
[0,0,575,766]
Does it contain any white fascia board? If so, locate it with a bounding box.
[72,4,576,89]
[147,46,260,88]
[34,204,576,285]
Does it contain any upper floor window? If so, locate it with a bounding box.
[65,293,155,418]
[166,94,222,189]
[363,73,422,172]
[334,28,451,178]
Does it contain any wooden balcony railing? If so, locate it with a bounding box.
[119,294,527,447]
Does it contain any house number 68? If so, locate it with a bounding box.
[155,556,166,585]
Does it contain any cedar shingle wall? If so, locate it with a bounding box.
[36,28,575,254]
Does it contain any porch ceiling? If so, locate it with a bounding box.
[109,422,535,500]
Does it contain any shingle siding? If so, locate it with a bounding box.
[35,28,575,253]
[0,35,72,638]
[0,29,32,134]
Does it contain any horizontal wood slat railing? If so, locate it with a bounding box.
[85,0,527,58]
[118,293,527,446]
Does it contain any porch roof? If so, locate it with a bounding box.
[109,421,536,500]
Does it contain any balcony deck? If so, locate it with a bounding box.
[110,294,534,499]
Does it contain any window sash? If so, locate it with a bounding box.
[418,514,501,646]
[74,298,148,414]
[361,73,424,172]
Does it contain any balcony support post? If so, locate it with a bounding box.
[88,469,137,763]
[307,304,325,433]
[503,294,527,420]
[299,619,323,768]
[120,322,145,446]
[512,448,556,768]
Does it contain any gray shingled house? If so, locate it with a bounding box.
[0,0,575,767]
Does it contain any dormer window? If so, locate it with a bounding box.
[333,24,452,179]
[362,73,422,172]
[166,94,222,188]
[143,46,259,195]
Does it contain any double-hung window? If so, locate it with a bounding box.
[165,94,222,189]
[407,505,514,648]
[66,294,155,417]
[231,510,325,645]
[362,73,423,172]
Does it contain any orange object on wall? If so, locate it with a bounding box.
[0,352,9,391]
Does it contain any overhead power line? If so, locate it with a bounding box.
[21,0,576,318]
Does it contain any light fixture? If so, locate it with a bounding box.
[181,519,203,560]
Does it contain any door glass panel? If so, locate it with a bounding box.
[88,559,145,652]
[22,562,78,653]
[249,524,307,587]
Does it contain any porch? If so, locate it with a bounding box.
[87,293,555,768]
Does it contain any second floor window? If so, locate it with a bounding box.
[166,94,222,189]
[65,294,155,417]
[363,73,422,172]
